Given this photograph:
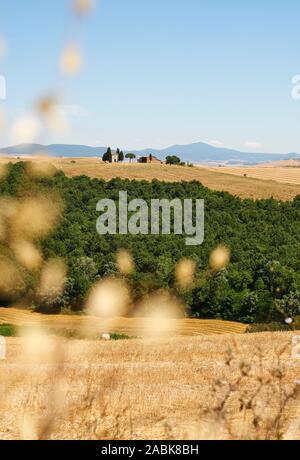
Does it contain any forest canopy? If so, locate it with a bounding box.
[0,162,300,323]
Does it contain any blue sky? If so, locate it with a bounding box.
[1,0,300,152]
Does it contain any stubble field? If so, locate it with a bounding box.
[0,308,247,337]
[210,164,300,186]
[1,331,300,440]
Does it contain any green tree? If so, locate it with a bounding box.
[119,151,124,162]
[166,155,181,165]
[103,147,112,162]
[2,162,300,322]
[276,291,300,319]
[125,153,136,163]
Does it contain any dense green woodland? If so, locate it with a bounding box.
[1,162,300,323]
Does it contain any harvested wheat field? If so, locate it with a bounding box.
[0,308,246,337]
[1,157,300,201]
[211,165,300,186]
[1,331,300,440]
[31,160,300,201]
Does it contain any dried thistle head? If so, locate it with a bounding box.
[270,366,284,380]
[239,361,251,377]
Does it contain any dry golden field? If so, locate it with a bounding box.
[1,331,300,440]
[210,164,300,186]
[0,308,246,337]
[1,156,300,201]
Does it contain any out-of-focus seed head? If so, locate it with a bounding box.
[26,157,57,178]
[60,44,82,76]
[0,258,24,298]
[186,418,228,440]
[11,115,41,144]
[20,413,38,441]
[37,259,67,301]
[136,290,185,337]
[86,278,130,318]
[209,246,231,271]
[0,196,18,220]
[18,324,59,374]
[36,94,70,135]
[116,249,135,275]
[175,258,196,289]
[11,196,61,240]
[36,95,57,117]
[73,0,95,16]
[11,240,43,271]
[47,108,71,135]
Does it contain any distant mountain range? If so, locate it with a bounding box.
[131,143,300,165]
[0,144,107,158]
[1,142,300,165]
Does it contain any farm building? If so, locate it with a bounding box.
[102,149,121,163]
[138,154,162,164]
[110,151,119,163]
